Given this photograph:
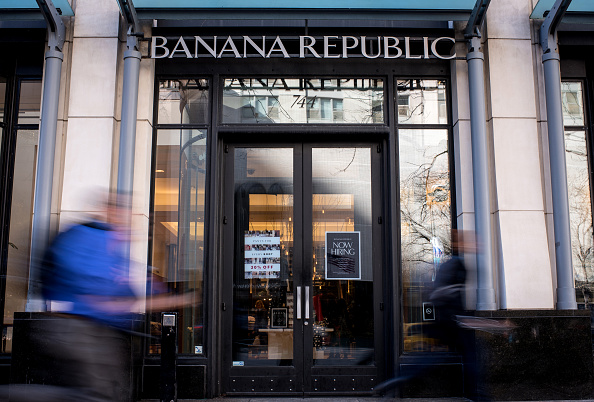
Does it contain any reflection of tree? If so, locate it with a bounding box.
[344,92,384,124]
[400,135,450,336]
[566,134,594,303]
[397,80,446,124]
[400,148,451,268]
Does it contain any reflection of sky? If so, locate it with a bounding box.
[561,82,584,127]
[397,80,447,125]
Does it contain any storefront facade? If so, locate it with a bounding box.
[2,0,594,400]
[143,27,456,396]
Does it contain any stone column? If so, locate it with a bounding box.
[484,0,554,309]
[60,0,121,225]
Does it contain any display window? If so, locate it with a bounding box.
[0,78,42,354]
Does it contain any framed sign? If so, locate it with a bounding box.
[325,231,361,280]
[271,308,288,328]
[244,230,281,279]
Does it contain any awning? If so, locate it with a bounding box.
[531,0,594,23]
[134,0,476,8]
[0,0,74,17]
[134,0,478,21]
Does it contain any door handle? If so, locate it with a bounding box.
[296,286,302,320]
[305,286,310,320]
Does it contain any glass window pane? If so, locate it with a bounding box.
[397,80,448,125]
[3,129,38,353]
[312,147,374,365]
[0,77,6,122]
[565,130,594,304]
[150,129,207,354]
[232,148,294,366]
[562,82,584,126]
[158,79,209,125]
[399,129,451,352]
[222,78,384,124]
[18,81,42,125]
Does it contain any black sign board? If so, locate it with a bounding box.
[422,302,435,321]
[325,231,361,280]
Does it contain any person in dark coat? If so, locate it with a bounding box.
[375,230,476,398]
[430,230,469,352]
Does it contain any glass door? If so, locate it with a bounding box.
[222,142,383,394]
[223,145,303,393]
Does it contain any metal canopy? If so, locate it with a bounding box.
[133,0,477,20]
[0,0,73,16]
[532,0,593,21]
[135,0,476,8]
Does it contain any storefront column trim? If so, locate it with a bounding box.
[116,0,142,202]
[116,0,142,261]
[465,0,497,311]
[117,34,141,198]
[26,0,65,311]
[539,0,577,310]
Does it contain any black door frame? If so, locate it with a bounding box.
[221,138,385,395]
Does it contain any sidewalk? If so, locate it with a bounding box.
[203,398,467,401]
[141,398,594,402]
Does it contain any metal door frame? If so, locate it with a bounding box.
[221,138,385,395]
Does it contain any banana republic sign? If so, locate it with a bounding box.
[150,35,456,60]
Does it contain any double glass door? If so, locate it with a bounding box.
[222,142,384,394]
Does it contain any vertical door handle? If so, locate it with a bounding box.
[305,286,310,320]
[296,286,302,319]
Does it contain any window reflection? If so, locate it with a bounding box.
[0,78,6,122]
[222,78,384,124]
[158,79,209,125]
[232,148,294,366]
[3,130,38,353]
[399,129,451,352]
[562,82,584,126]
[17,81,42,125]
[561,81,594,305]
[0,78,5,159]
[565,130,594,305]
[150,129,207,354]
[397,80,448,125]
[311,148,374,365]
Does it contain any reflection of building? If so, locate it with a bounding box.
[2,0,594,400]
[222,78,384,124]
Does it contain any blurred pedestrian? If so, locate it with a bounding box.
[374,230,477,399]
[7,192,189,401]
[17,194,137,402]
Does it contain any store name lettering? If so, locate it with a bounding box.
[150,35,456,60]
